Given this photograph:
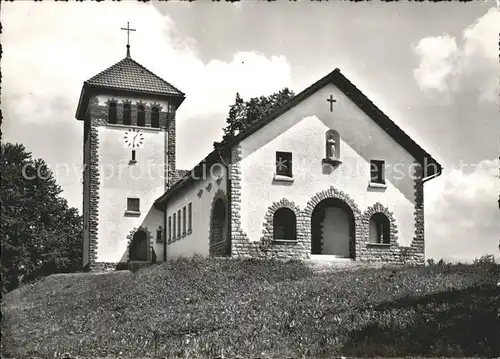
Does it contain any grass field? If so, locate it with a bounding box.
[2,256,499,358]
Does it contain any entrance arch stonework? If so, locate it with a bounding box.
[126,226,153,262]
[209,189,230,257]
[304,186,362,259]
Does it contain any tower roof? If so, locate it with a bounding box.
[75,56,186,120]
[85,56,185,97]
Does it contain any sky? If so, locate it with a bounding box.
[2,1,499,262]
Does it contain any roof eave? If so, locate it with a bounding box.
[154,150,221,208]
[75,83,89,121]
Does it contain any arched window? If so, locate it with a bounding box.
[137,105,145,127]
[123,103,131,126]
[369,213,390,244]
[129,230,148,261]
[151,107,159,128]
[108,102,117,124]
[273,208,297,241]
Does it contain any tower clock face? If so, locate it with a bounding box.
[124,128,145,149]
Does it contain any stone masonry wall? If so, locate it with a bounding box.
[85,116,106,271]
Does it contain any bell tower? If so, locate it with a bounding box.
[75,25,185,270]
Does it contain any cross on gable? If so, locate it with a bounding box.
[327,95,337,112]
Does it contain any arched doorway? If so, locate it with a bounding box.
[311,198,355,258]
[129,230,149,261]
[209,197,229,256]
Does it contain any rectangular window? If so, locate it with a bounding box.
[131,150,136,162]
[173,213,176,240]
[168,216,172,243]
[370,160,385,184]
[127,198,140,212]
[276,151,292,177]
[182,206,186,235]
[188,202,192,233]
[177,210,181,238]
[156,228,163,243]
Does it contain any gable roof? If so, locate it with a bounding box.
[154,68,442,209]
[85,56,185,97]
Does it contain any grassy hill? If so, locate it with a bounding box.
[2,257,499,358]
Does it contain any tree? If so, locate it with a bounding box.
[0,143,83,293]
[222,88,295,141]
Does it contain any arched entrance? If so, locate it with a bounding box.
[209,197,229,256]
[129,230,149,261]
[311,198,355,258]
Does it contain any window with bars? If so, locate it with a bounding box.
[276,151,292,177]
[127,198,140,212]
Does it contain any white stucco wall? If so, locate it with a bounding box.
[165,163,228,260]
[96,123,167,263]
[239,82,417,247]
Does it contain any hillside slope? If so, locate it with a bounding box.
[2,257,499,358]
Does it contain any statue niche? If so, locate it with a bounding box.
[322,130,342,166]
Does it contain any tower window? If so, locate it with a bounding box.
[151,107,160,128]
[123,103,131,126]
[108,102,117,124]
[137,105,145,127]
[131,150,136,162]
[127,198,140,212]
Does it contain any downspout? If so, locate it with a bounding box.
[163,202,167,262]
[163,101,170,262]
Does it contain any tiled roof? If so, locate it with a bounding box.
[85,56,184,97]
[170,169,190,186]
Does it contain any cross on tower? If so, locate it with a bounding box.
[327,95,337,112]
[121,22,136,58]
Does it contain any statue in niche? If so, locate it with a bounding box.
[326,133,337,160]
[322,129,341,167]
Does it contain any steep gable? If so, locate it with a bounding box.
[155,68,442,208]
[219,68,441,178]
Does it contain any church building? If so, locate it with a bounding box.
[77,40,442,271]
